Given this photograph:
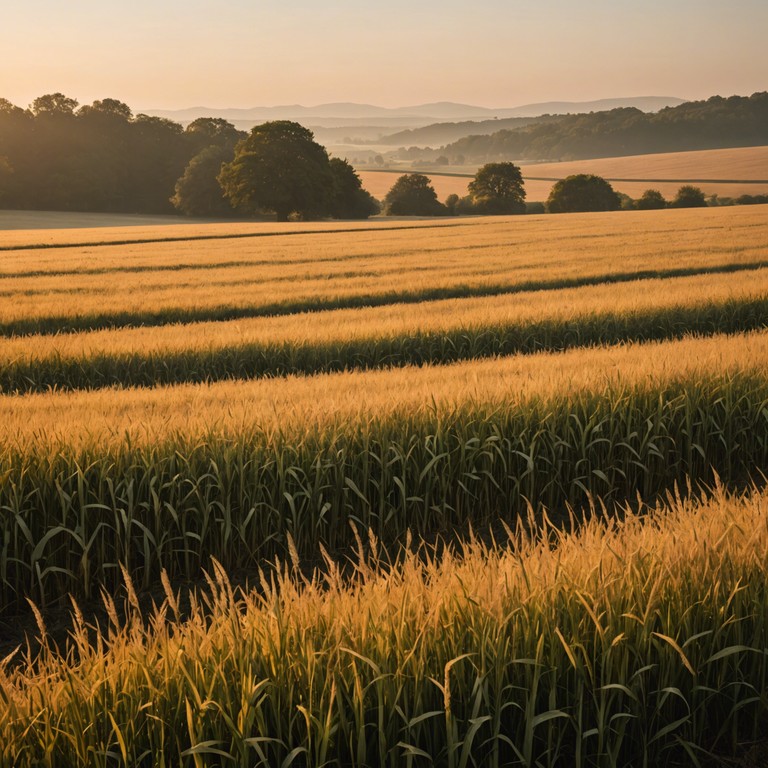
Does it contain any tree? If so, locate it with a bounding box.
[78,98,133,120]
[31,93,79,116]
[636,189,667,210]
[671,185,707,208]
[383,174,446,216]
[444,193,460,215]
[218,121,333,221]
[546,174,621,213]
[0,156,12,205]
[328,158,379,219]
[128,115,188,213]
[736,194,768,205]
[171,145,237,217]
[185,118,245,154]
[467,162,526,214]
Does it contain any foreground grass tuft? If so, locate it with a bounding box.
[2,486,767,766]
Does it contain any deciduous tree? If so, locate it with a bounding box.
[636,189,667,210]
[467,162,526,214]
[328,158,379,219]
[383,174,446,216]
[218,121,333,221]
[546,174,621,213]
[171,145,237,217]
[671,185,707,208]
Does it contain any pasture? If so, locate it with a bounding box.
[1,205,767,766]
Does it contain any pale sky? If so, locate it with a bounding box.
[1,0,766,110]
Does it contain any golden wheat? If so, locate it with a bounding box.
[0,329,765,451]
[2,486,767,765]
[0,207,764,333]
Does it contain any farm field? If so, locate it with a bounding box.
[359,169,473,200]
[0,209,216,231]
[360,146,768,202]
[0,211,454,248]
[519,145,768,182]
[3,486,768,766]
[1,206,765,335]
[1,205,768,766]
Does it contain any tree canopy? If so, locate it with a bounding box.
[671,185,707,208]
[433,92,768,164]
[546,174,621,213]
[636,189,668,210]
[218,121,333,221]
[0,93,196,213]
[467,162,526,214]
[171,145,238,217]
[0,96,384,220]
[328,158,379,219]
[383,174,446,216]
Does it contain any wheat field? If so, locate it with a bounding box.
[519,145,768,182]
[1,204,767,766]
[1,206,764,335]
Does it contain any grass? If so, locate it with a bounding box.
[2,485,767,766]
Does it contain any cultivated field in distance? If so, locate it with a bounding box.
[358,169,473,199]
[1,204,768,765]
[520,145,768,181]
[359,145,768,201]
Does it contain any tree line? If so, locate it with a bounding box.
[0,94,212,213]
[380,171,745,216]
[2,93,766,221]
[0,95,377,219]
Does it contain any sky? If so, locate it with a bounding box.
[1,0,766,110]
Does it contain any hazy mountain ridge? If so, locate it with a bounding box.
[144,97,686,128]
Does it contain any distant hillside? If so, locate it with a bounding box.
[144,96,685,130]
[491,96,687,118]
[435,93,768,163]
[377,116,557,148]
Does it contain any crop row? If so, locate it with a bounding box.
[2,292,767,393]
[0,217,458,252]
[2,486,767,766]
[2,206,764,336]
[1,369,767,615]
[4,260,768,339]
[3,330,764,451]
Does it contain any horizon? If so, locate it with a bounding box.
[143,95,692,113]
[2,0,766,111]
